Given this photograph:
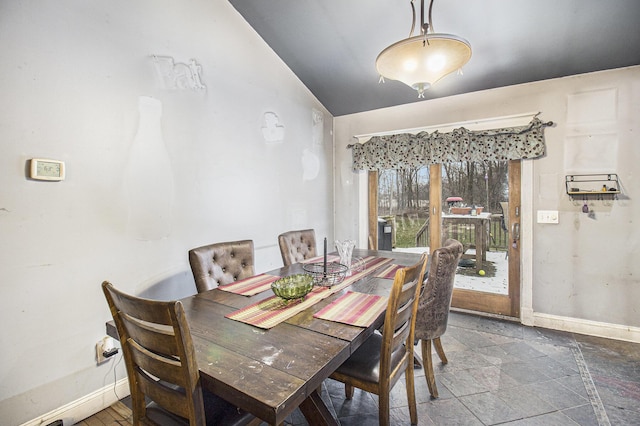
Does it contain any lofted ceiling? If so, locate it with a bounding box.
[229,0,640,117]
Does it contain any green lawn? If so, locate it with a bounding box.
[392,215,427,248]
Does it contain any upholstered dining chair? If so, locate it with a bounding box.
[188,240,255,293]
[101,281,260,426]
[414,238,464,399]
[277,229,317,266]
[329,253,428,426]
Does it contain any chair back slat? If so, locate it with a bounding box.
[390,320,411,353]
[138,368,192,419]
[109,285,174,325]
[129,341,187,388]
[124,318,179,356]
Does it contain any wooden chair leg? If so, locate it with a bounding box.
[131,390,147,424]
[421,339,438,398]
[378,388,390,426]
[344,383,354,399]
[433,337,448,364]
[405,359,418,425]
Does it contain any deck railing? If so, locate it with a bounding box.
[414,214,508,252]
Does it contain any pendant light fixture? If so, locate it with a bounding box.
[376,0,471,98]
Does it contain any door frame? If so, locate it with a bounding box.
[448,160,521,318]
[367,160,521,318]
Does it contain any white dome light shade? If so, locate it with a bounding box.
[376,33,471,97]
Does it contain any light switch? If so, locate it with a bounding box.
[537,210,559,224]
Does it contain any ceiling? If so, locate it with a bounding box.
[229,0,640,117]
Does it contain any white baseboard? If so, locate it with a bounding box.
[532,312,640,344]
[520,306,534,326]
[20,378,130,426]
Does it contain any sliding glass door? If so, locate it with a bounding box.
[369,160,521,318]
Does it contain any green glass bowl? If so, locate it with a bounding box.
[271,274,314,300]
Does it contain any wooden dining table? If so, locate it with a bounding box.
[107,248,423,425]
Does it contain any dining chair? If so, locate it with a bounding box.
[277,229,317,266]
[329,253,428,426]
[414,238,463,399]
[101,281,260,426]
[188,240,255,293]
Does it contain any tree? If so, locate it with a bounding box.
[380,161,508,216]
[442,161,508,212]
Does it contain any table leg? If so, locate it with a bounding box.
[474,223,482,270]
[482,220,489,262]
[298,389,338,426]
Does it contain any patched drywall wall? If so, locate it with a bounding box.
[0,1,333,424]
[334,66,640,333]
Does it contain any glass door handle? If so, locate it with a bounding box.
[511,223,520,240]
[511,223,520,248]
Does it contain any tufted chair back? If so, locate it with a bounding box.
[415,238,463,340]
[277,229,317,267]
[414,238,463,398]
[188,240,255,293]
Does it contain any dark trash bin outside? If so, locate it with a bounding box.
[378,217,392,251]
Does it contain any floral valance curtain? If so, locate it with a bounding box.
[348,118,553,171]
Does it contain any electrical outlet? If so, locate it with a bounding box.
[96,336,117,364]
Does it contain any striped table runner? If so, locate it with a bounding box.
[313,291,388,327]
[374,264,404,280]
[217,273,281,296]
[354,255,393,275]
[301,254,340,264]
[225,256,393,329]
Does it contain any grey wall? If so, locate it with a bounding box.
[0,1,333,424]
[334,66,640,337]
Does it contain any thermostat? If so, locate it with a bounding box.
[29,158,65,181]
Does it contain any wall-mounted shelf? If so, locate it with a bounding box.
[565,173,620,200]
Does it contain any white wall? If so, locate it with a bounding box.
[0,1,333,424]
[335,66,640,337]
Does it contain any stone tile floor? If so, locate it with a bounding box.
[274,311,640,425]
[96,311,639,425]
